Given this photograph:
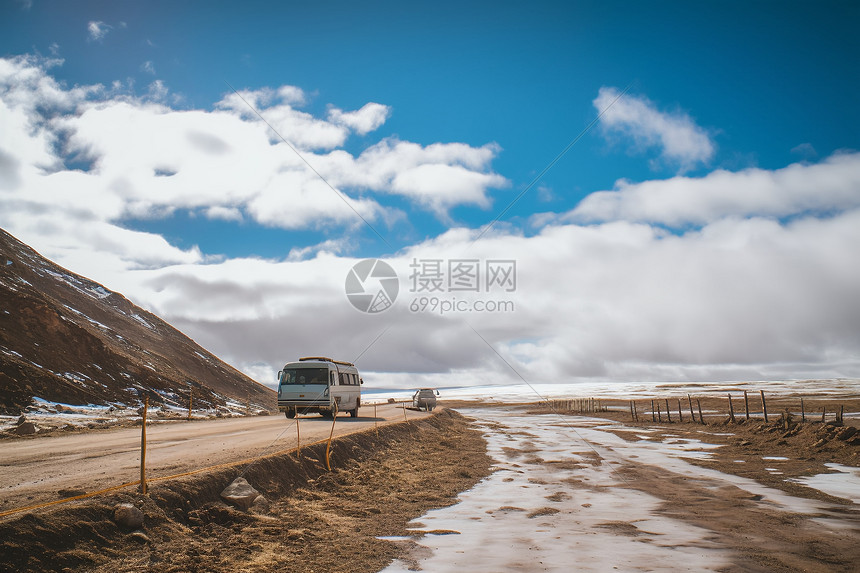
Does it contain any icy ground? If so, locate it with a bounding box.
[382,408,859,572]
[0,396,263,434]
[369,378,860,404]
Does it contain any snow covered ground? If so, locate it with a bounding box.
[381,408,859,572]
[367,378,860,405]
[0,395,262,434]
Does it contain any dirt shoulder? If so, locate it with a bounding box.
[533,402,860,505]
[0,404,431,513]
[0,409,492,573]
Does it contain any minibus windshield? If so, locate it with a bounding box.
[280,367,329,385]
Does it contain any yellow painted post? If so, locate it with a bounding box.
[325,406,337,471]
[403,401,408,423]
[139,396,148,494]
[296,415,301,458]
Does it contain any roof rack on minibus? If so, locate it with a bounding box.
[298,356,355,367]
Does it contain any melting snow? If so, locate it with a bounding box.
[382,409,851,572]
[131,314,154,329]
[788,464,860,504]
[382,409,735,572]
[90,286,110,299]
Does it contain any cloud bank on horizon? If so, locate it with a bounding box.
[1,53,859,389]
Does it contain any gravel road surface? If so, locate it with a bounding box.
[0,404,430,512]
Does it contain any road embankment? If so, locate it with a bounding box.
[0,409,492,573]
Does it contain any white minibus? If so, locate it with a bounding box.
[277,357,362,418]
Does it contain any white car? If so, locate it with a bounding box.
[412,388,439,411]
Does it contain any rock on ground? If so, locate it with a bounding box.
[14,422,37,435]
[220,477,260,511]
[113,503,144,530]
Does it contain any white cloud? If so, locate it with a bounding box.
[216,87,347,150]
[328,102,391,135]
[120,204,860,388]
[568,152,860,227]
[87,21,111,42]
[147,79,168,101]
[204,205,243,222]
[276,85,306,107]
[594,87,715,171]
[141,60,156,75]
[3,54,858,388]
[316,138,508,213]
[0,54,506,273]
[791,142,817,158]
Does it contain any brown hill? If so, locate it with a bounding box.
[0,228,274,414]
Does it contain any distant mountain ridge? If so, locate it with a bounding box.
[0,228,274,414]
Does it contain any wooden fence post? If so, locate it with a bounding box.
[800,397,805,422]
[139,396,148,494]
[839,405,844,424]
[325,409,337,471]
[760,390,768,423]
[697,399,705,425]
[651,399,656,422]
[296,414,301,457]
[187,387,192,421]
[665,399,672,422]
[687,394,695,422]
[728,394,735,423]
[629,401,635,421]
[821,406,826,423]
[677,399,683,423]
[743,390,750,421]
[656,401,662,422]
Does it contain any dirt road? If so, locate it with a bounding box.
[0,404,430,512]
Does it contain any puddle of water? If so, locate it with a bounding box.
[787,464,860,504]
[762,456,789,461]
[381,410,734,572]
[382,409,855,572]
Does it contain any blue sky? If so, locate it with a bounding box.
[1,0,859,388]
[4,0,858,258]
